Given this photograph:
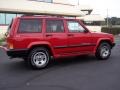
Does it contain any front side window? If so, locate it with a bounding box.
[46,20,64,33]
[18,19,42,33]
[67,21,85,33]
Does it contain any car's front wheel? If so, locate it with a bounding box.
[95,42,111,60]
[28,47,50,69]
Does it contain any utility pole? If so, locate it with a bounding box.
[107,9,109,27]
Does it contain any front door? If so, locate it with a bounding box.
[66,20,94,53]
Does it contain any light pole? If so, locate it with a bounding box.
[107,9,109,27]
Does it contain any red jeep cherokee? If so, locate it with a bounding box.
[3,16,115,69]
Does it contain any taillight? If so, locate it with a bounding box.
[7,42,14,49]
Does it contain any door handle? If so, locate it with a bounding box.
[68,34,74,36]
[46,34,53,37]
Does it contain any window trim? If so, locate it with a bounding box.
[17,19,43,33]
[45,19,65,33]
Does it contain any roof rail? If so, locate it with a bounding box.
[21,14,76,18]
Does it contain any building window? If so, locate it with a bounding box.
[0,13,22,25]
[0,13,6,24]
[84,21,102,26]
[44,0,52,3]
[6,14,16,25]
[81,10,92,15]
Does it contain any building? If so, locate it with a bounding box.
[0,0,104,39]
[76,5,105,32]
[0,0,85,38]
[78,14,105,32]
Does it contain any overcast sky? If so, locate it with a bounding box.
[68,0,120,18]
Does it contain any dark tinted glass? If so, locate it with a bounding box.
[46,20,64,33]
[18,19,42,33]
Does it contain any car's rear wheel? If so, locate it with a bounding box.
[95,42,111,60]
[28,47,50,69]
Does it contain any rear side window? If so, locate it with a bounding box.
[46,20,64,33]
[18,19,42,33]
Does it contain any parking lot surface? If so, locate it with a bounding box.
[0,38,120,90]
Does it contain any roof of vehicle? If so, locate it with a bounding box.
[18,15,80,20]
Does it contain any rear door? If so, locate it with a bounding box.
[66,20,94,53]
[44,19,68,55]
[14,18,44,49]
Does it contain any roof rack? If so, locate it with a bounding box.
[21,14,76,19]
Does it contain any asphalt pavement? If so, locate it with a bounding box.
[0,38,120,90]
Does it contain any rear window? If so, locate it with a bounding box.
[18,19,42,33]
[7,19,13,32]
[5,19,13,37]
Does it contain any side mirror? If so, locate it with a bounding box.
[84,30,89,33]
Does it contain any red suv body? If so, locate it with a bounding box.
[3,16,115,69]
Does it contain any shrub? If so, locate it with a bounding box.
[0,38,5,45]
[102,26,120,35]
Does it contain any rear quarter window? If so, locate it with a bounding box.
[18,19,42,33]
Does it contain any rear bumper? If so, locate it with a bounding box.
[7,49,28,58]
[0,46,28,58]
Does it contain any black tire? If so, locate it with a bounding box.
[28,47,50,69]
[95,42,111,60]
